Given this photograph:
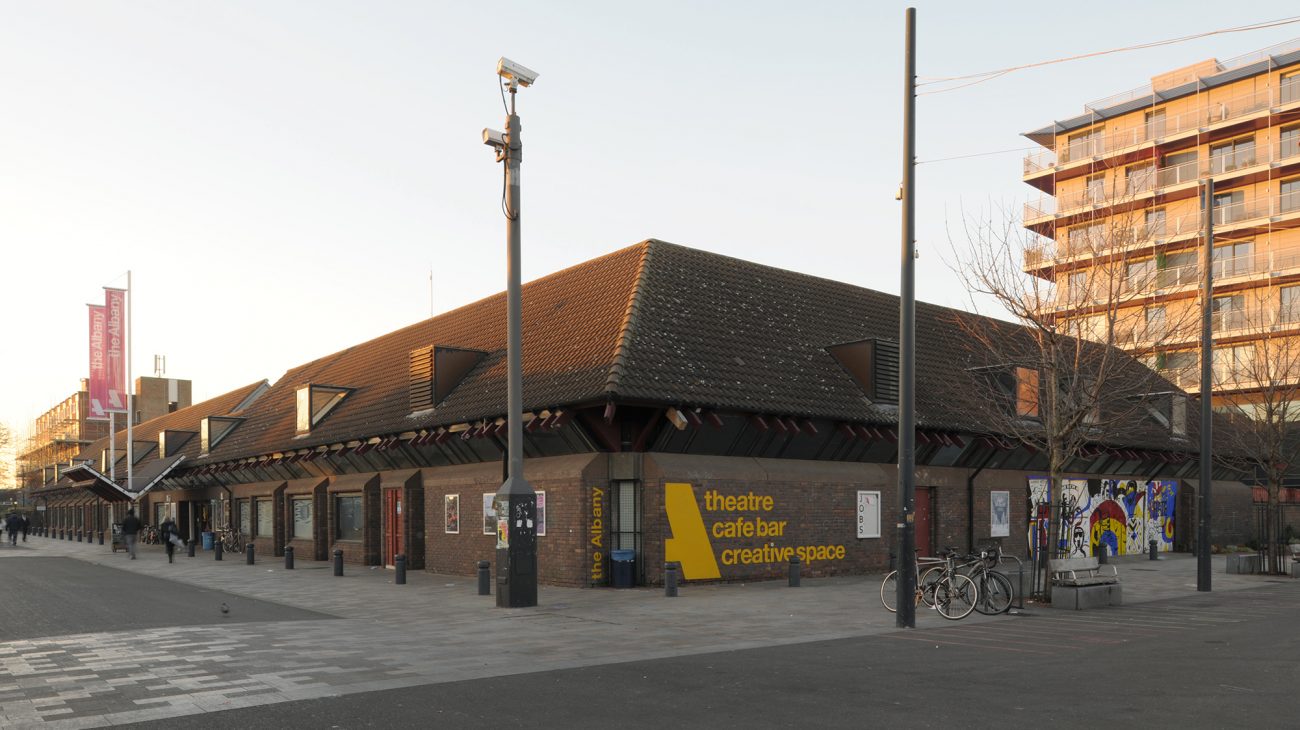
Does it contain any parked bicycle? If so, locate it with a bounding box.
[216,527,245,552]
[881,547,978,619]
[880,551,946,613]
[958,545,1015,615]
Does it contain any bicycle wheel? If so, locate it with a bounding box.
[974,571,1014,615]
[919,566,945,608]
[880,571,899,613]
[934,574,978,620]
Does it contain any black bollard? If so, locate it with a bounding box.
[98,531,104,546]
[395,554,406,585]
[1097,542,1108,564]
[245,542,255,565]
[77,531,82,542]
[214,539,223,561]
[284,546,294,570]
[1149,539,1158,561]
[333,549,344,576]
[187,540,196,558]
[664,562,679,597]
[477,560,491,595]
[788,554,801,587]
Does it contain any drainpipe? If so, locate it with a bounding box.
[967,451,997,553]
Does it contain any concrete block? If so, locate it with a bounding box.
[1049,583,1121,610]
[1291,561,1300,579]
[1226,553,1261,574]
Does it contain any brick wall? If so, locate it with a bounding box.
[419,454,603,587]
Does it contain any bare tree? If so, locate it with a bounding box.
[950,198,1197,601]
[1205,286,1300,574]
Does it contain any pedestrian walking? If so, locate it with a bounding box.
[161,515,179,563]
[5,514,20,546]
[20,515,28,542]
[121,509,142,559]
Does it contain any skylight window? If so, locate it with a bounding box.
[296,385,351,434]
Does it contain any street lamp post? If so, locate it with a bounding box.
[485,57,540,608]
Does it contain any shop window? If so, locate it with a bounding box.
[256,498,273,538]
[336,494,363,541]
[238,499,251,536]
[292,498,313,539]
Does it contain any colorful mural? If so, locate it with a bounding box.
[1028,477,1178,557]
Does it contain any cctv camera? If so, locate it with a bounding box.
[482,128,507,148]
[497,57,538,87]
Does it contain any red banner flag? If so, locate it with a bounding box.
[104,287,128,414]
[87,304,109,420]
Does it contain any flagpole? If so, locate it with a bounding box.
[126,270,134,495]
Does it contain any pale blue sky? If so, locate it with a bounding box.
[4,0,1300,467]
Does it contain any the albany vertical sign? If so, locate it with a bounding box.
[663,482,846,580]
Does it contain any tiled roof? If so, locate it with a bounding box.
[73,381,268,472]
[209,244,648,460]
[195,239,1185,461]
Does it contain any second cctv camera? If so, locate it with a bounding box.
[482,128,507,148]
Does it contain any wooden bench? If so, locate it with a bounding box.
[1050,556,1121,609]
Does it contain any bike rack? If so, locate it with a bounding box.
[998,554,1027,610]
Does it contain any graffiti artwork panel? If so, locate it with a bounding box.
[1028,477,1178,557]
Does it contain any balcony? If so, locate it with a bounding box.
[1024,82,1300,176]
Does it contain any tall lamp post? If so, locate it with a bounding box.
[484,57,539,608]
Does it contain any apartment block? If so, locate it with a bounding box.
[1022,40,1300,401]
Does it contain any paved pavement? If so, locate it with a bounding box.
[0,535,1293,728]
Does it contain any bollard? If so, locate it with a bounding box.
[395,554,407,585]
[98,531,104,546]
[1149,539,1158,561]
[1097,542,1108,564]
[214,539,223,561]
[77,531,82,543]
[246,542,255,565]
[284,546,294,569]
[477,560,491,595]
[333,549,344,576]
[187,540,196,558]
[788,554,801,587]
[664,562,679,597]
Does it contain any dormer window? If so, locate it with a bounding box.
[827,338,899,407]
[1015,367,1040,418]
[200,416,245,455]
[297,385,351,434]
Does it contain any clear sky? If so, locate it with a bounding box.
[4,0,1300,477]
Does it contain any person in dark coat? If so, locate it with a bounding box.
[121,508,142,559]
[20,515,28,542]
[161,515,179,563]
[4,514,18,546]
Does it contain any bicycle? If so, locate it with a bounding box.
[958,546,1015,616]
[927,549,979,620]
[216,527,245,552]
[880,552,948,613]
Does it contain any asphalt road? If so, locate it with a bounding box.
[126,585,1300,729]
[0,555,331,641]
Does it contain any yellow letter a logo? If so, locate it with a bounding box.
[664,482,720,580]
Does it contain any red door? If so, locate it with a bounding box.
[914,488,933,557]
[383,489,403,567]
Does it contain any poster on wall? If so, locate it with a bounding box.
[482,493,496,535]
[536,491,546,536]
[990,491,1010,537]
[856,490,881,538]
[444,494,459,534]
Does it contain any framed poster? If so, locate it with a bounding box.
[444,494,460,534]
[536,491,546,537]
[482,493,497,535]
[856,490,881,539]
[990,490,1011,537]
